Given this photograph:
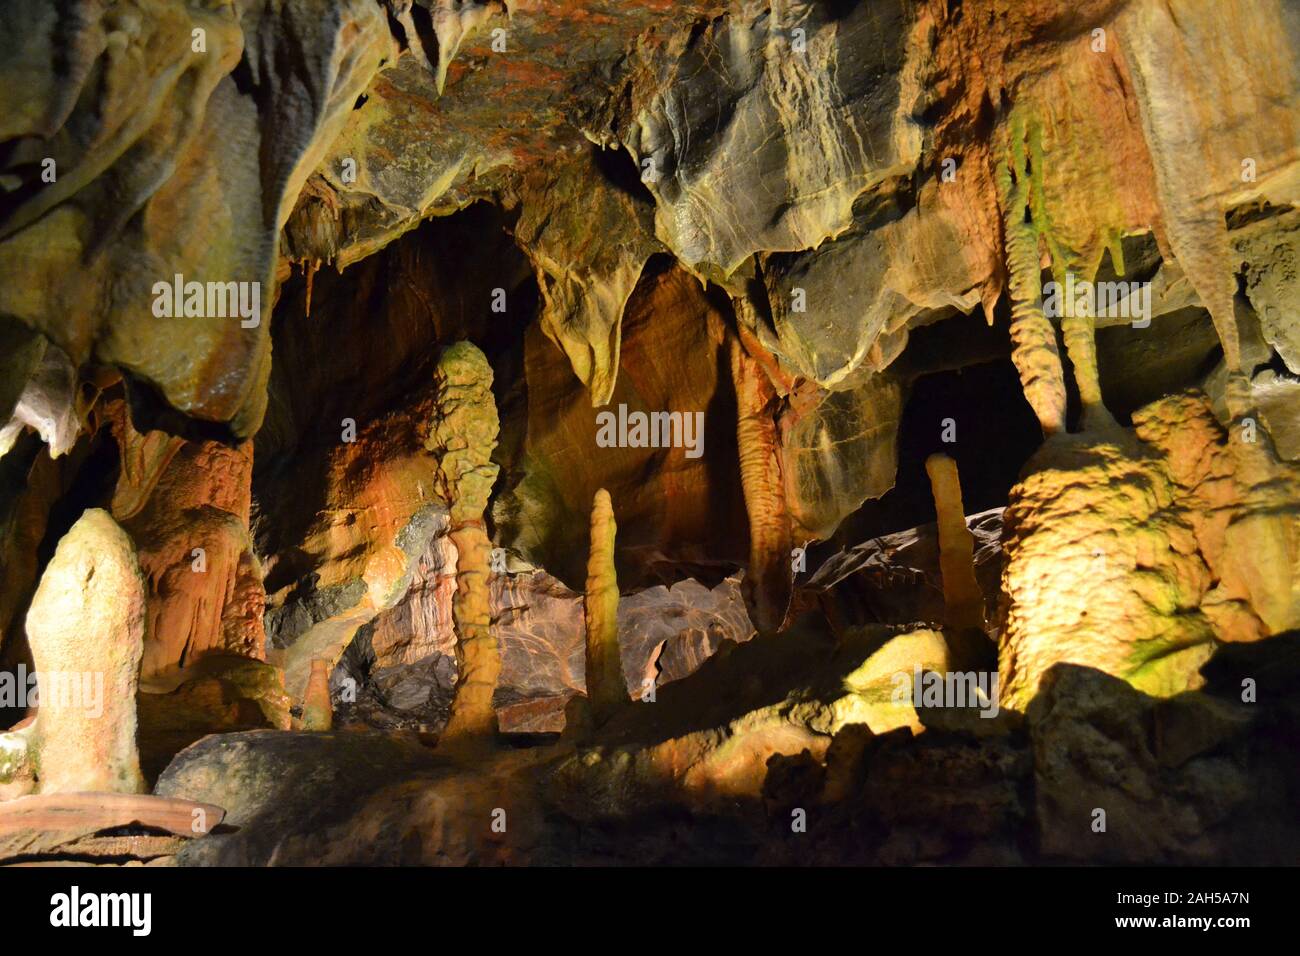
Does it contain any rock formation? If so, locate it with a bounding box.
[996,113,1068,438]
[301,660,334,732]
[924,453,992,671]
[998,390,1300,709]
[430,342,502,743]
[583,489,624,725]
[8,510,146,795]
[730,336,794,634]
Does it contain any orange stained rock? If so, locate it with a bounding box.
[105,398,267,685]
[301,659,334,732]
[729,336,793,634]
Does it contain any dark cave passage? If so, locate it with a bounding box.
[824,311,1041,555]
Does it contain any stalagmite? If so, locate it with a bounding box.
[997,114,1067,437]
[584,489,624,724]
[22,509,146,794]
[301,659,334,731]
[1058,258,1117,433]
[1061,312,1108,428]
[924,454,992,669]
[428,342,502,744]
[729,336,793,633]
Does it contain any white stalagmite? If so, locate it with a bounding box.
[23,509,147,794]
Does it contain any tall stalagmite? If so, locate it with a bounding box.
[301,659,334,731]
[22,509,147,794]
[729,336,793,633]
[1059,294,1112,431]
[428,342,501,744]
[584,488,624,724]
[924,454,989,668]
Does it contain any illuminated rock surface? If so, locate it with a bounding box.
[1000,391,1300,709]
[18,509,146,795]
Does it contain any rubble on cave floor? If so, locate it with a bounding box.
[148,625,1300,867]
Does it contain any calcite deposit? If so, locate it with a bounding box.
[5,509,146,795]
[0,0,1297,869]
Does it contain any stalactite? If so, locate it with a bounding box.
[304,258,319,318]
[1061,308,1105,422]
[924,454,993,669]
[728,335,793,634]
[584,488,624,724]
[997,113,1066,437]
[429,0,507,95]
[428,342,502,745]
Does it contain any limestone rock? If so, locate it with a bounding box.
[366,530,459,671]
[23,509,146,795]
[147,624,1300,866]
[109,407,268,686]
[616,0,923,277]
[759,181,983,389]
[516,151,663,405]
[494,263,748,590]
[335,567,754,736]
[925,454,986,637]
[137,654,291,781]
[0,437,61,671]
[1134,392,1300,639]
[0,338,78,459]
[584,489,624,723]
[1001,391,1300,709]
[1118,0,1300,371]
[730,335,793,633]
[999,435,1217,709]
[807,508,1005,633]
[259,425,448,702]
[432,341,502,742]
[0,322,47,447]
[284,1,722,270]
[1028,665,1258,863]
[5,0,1300,870]
[492,572,584,724]
[1232,207,1300,376]
[156,730,439,866]
[0,0,395,436]
[779,370,904,542]
[0,792,225,865]
[621,575,755,695]
[301,659,334,731]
